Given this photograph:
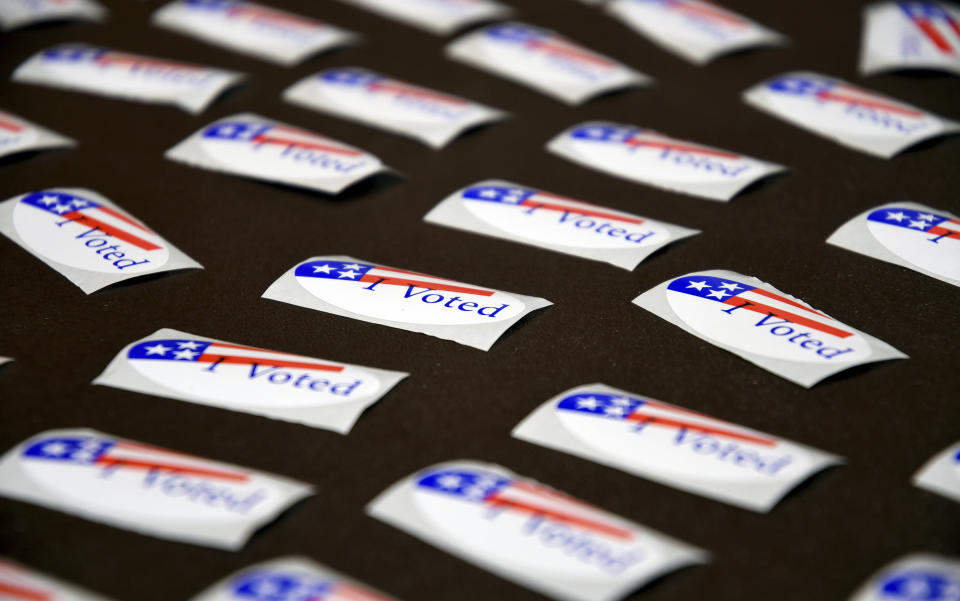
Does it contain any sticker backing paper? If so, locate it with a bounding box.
[0,557,118,601]
[860,1,960,76]
[94,328,408,434]
[912,440,960,504]
[0,428,314,550]
[0,0,104,31]
[334,0,511,35]
[424,179,699,269]
[263,256,552,351]
[513,383,842,512]
[367,460,708,601]
[0,108,74,160]
[633,269,907,387]
[846,553,960,601]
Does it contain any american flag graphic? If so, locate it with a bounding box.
[127,338,346,373]
[42,46,208,74]
[0,111,25,134]
[570,124,741,158]
[320,68,469,107]
[900,1,960,54]
[22,435,249,482]
[184,0,325,30]
[0,560,51,601]
[417,468,635,540]
[203,121,363,157]
[462,184,646,225]
[668,275,854,339]
[231,571,394,601]
[295,260,496,297]
[766,76,925,118]
[20,191,163,252]
[647,0,749,27]
[557,392,775,446]
[879,568,960,600]
[485,23,617,68]
[868,207,960,244]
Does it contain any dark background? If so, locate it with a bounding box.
[1,1,958,600]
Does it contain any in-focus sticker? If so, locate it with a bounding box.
[606,0,787,65]
[283,67,507,149]
[860,1,960,76]
[262,255,552,351]
[424,179,699,269]
[513,383,842,512]
[632,269,907,387]
[846,554,960,601]
[0,0,104,31]
[0,108,74,161]
[547,121,785,201]
[446,22,652,105]
[12,44,244,114]
[0,428,313,550]
[333,0,510,35]
[188,556,399,601]
[912,440,960,504]
[0,188,202,294]
[165,112,389,194]
[152,0,358,66]
[828,202,960,288]
[0,557,117,601]
[743,71,960,158]
[94,327,408,434]
[367,460,707,601]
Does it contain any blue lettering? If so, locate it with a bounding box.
[753,313,853,359]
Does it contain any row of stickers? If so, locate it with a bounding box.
[4,0,960,76]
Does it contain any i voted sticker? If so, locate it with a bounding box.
[94,328,407,434]
[847,554,960,601]
[0,557,118,601]
[547,121,785,201]
[446,22,652,105]
[860,2,960,76]
[743,71,960,158]
[0,188,202,294]
[424,179,699,269]
[283,67,507,149]
[166,113,389,194]
[152,0,358,66]
[513,383,842,512]
[333,0,510,35]
[633,269,907,387]
[189,556,399,601]
[12,44,244,114]
[828,202,960,288]
[0,107,74,161]
[0,0,104,31]
[913,440,960,504]
[0,428,313,550]
[605,0,787,65]
[367,460,707,601]
[263,255,551,351]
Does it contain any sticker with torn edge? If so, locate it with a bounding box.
[0,428,314,550]
[912,440,960,504]
[846,553,960,601]
[0,556,119,601]
[165,112,390,194]
[0,0,105,31]
[860,1,960,76]
[0,107,74,161]
[446,22,652,105]
[12,44,244,115]
[0,187,202,294]
[546,121,785,201]
[513,383,842,512]
[743,70,960,158]
[94,327,408,435]
[605,0,787,65]
[424,179,699,269]
[262,255,552,351]
[366,460,707,601]
[283,67,507,149]
[827,202,960,288]
[333,0,510,36]
[152,0,359,67]
[632,269,907,387]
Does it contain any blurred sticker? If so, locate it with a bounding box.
[0,107,74,160]
[913,440,960,504]
[0,0,104,31]
[847,554,960,601]
[334,0,510,35]
[0,557,118,601]
[860,1,960,76]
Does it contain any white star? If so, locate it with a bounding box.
[503,195,522,204]
[604,406,629,417]
[177,341,202,349]
[215,125,239,138]
[575,396,601,410]
[52,204,71,214]
[685,280,709,291]
[70,199,90,209]
[884,211,907,222]
[478,189,498,198]
[38,195,60,206]
[718,282,742,291]
[584,127,607,139]
[42,442,68,457]
[143,343,171,356]
[436,474,462,490]
[609,397,633,407]
[312,264,334,274]
[337,269,360,279]
[341,263,362,270]
[173,349,198,360]
[908,219,928,229]
[706,289,730,300]
[917,213,937,222]
[249,579,284,597]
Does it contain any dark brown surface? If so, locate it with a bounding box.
[1,1,959,600]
